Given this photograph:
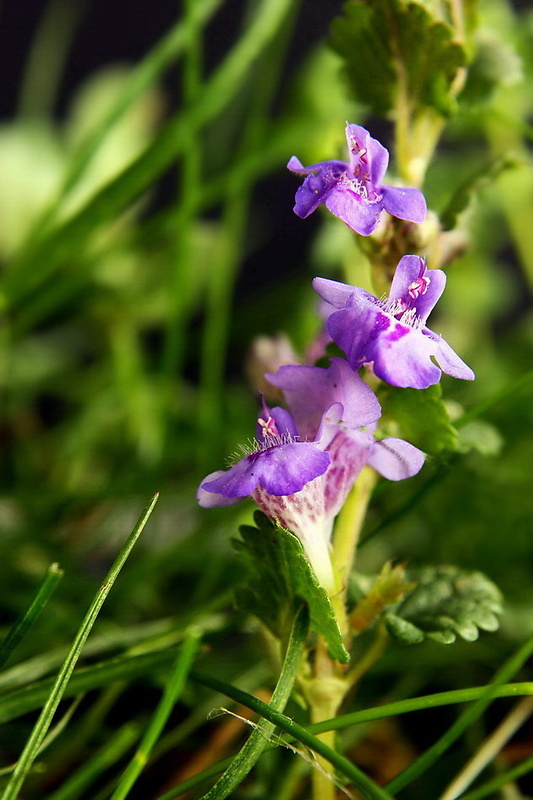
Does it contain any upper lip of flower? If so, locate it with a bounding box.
[288,123,427,231]
[313,256,475,389]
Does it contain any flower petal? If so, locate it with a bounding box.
[381,185,427,223]
[389,255,446,322]
[312,276,355,309]
[201,442,331,499]
[325,185,381,235]
[197,471,244,508]
[429,331,475,381]
[368,437,425,480]
[369,323,443,388]
[287,156,347,175]
[267,358,381,441]
[345,123,389,184]
[293,173,334,218]
[325,294,386,370]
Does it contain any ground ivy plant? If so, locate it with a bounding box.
[194,3,515,797]
[2,1,533,799]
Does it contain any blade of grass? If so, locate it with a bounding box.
[198,605,309,800]
[6,0,296,310]
[110,630,201,800]
[0,696,83,778]
[0,493,158,800]
[459,754,533,800]
[0,650,180,725]
[17,0,85,119]
[438,696,533,800]
[0,562,64,669]
[191,668,394,800]
[385,633,533,794]
[0,617,178,695]
[19,0,223,246]
[306,683,533,734]
[47,724,140,800]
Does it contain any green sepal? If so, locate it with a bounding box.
[233,512,349,663]
[329,0,466,118]
[379,383,458,455]
[384,565,503,645]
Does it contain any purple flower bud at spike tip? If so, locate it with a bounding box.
[287,123,427,235]
[313,256,475,390]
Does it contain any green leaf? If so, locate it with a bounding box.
[440,152,519,231]
[233,512,349,663]
[460,30,522,107]
[384,565,503,645]
[379,383,458,455]
[329,0,466,118]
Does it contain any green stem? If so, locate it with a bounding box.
[346,624,389,689]
[192,667,394,800]
[331,466,378,638]
[198,605,309,800]
[306,638,345,800]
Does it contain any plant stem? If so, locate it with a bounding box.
[331,466,378,639]
[307,638,345,800]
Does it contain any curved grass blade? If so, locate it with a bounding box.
[386,633,533,794]
[306,682,533,733]
[191,669,394,800]
[110,630,201,800]
[0,563,64,669]
[460,754,533,800]
[47,724,140,800]
[198,604,309,800]
[0,493,158,800]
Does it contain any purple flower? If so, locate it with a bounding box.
[198,360,424,590]
[313,255,475,390]
[287,123,427,235]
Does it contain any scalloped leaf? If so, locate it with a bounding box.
[233,512,349,663]
[379,383,459,455]
[384,565,503,645]
[329,0,466,117]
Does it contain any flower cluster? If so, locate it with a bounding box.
[198,359,424,589]
[198,124,474,591]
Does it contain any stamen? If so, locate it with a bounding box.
[408,275,430,300]
[258,415,279,439]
